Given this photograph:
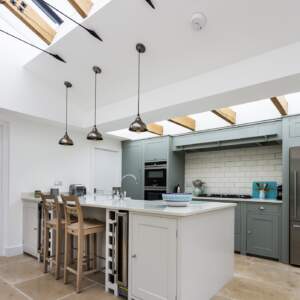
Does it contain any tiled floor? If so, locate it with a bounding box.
[0,254,299,300]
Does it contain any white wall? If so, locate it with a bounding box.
[0,110,121,256]
[185,145,282,195]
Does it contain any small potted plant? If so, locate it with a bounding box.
[256,183,269,199]
[192,179,205,196]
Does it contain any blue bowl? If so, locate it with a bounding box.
[162,193,192,202]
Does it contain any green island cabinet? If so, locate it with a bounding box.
[122,136,185,199]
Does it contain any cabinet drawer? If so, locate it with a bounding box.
[246,203,280,215]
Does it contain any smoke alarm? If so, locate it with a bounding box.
[191,12,207,31]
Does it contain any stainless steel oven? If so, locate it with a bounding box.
[144,187,166,200]
[144,161,167,188]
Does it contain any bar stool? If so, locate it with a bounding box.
[41,193,64,280]
[61,195,105,293]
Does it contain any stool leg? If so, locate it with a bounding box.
[55,226,61,280]
[70,236,74,265]
[64,231,70,284]
[86,235,90,271]
[43,227,49,273]
[76,233,84,293]
[93,233,97,270]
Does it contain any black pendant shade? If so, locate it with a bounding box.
[59,81,74,146]
[87,66,103,141]
[129,43,148,133]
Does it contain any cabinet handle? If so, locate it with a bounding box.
[293,225,300,229]
[33,228,38,231]
[259,206,265,211]
[247,230,252,234]
[131,254,137,258]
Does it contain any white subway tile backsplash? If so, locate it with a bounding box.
[185,145,282,195]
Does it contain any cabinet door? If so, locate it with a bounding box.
[23,202,38,257]
[234,203,241,252]
[144,138,168,162]
[131,214,177,300]
[246,213,279,259]
[122,142,143,199]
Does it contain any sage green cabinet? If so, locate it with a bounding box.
[144,138,169,162]
[122,141,144,199]
[234,203,242,252]
[122,136,184,199]
[246,203,280,259]
[193,199,282,259]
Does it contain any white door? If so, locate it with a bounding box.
[94,148,121,193]
[131,214,177,300]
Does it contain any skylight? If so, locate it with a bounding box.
[107,93,300,140]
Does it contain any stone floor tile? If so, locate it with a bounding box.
[62,284,119,300]
[0,278,28,300]
[15,274,95,300]
[0,259,44,284]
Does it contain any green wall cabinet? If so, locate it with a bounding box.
[122,136,185,199]
[122,141,144,199]
[143,138,169,162]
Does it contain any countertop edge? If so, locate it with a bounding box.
[192,196,283,204]
[21,194,236,217]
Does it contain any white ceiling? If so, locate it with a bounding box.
[25,0,300,114]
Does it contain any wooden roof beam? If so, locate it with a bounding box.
[270,96,288,116]
[212,107,236,125]
[68,0,93,18]
[169,116,196,131]
[1,0,56,45]
[147,123,163,136]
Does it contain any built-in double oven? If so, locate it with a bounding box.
[144,161,167,200]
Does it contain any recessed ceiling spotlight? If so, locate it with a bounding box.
[191,12,207,31]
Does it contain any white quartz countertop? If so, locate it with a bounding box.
[21,193,236,217]
[193,196,282,204]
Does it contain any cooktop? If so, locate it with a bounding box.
[198,194,252,199]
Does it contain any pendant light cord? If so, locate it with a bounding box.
[65,86,68,133]
[137,51,141,116]
[94,71,97,126]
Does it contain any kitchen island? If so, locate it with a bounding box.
[22,194,235,300]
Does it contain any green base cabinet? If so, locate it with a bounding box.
[234,203,242,252]
[246,203,281,259]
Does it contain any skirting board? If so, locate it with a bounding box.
[4,245,23,257]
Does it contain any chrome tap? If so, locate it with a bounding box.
[116,174,138,200]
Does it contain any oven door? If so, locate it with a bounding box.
[144,168,167,187]
[144,189,166,201]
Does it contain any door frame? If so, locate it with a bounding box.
[0,121,9,256]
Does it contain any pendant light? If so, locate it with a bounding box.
[59,81,74,146]
[129,43,148,133]
[87,66,103,141]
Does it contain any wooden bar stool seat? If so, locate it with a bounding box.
[67,219,104,236]
[41,193,64,280]
[62,195,105,293]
